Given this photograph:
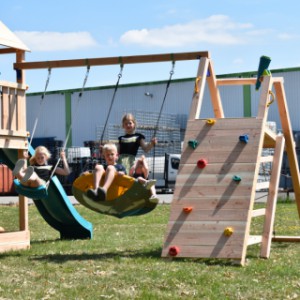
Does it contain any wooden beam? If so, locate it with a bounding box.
[272,236,300,242]
[260,135,285,258]
[217,78,257,86]
[14,51,210,70]
[263,126,277,148]
[0,48,17,54]
[274,80,300,217]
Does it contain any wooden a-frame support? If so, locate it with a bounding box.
[161,57,300,266]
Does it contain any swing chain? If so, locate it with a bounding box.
[118,64,124,79]
[29,68,52,146]
[41,68,52,100]
[153,60,176,136]
[170,60,175,76]
[79,65,91,97]
[100,63,124,145]
[47,65,91,186]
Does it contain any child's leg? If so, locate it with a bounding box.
[144,179,156,190]
[148,185,159,203]
[19,167,47,187]
[87,164,105,200]
[100,165,116,192]
[21,166,34,183]
[93,164,105,190]
[136,177,147,185]
[13,159,26,177]
[95,165,117,201]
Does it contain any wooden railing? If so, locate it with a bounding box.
[0,80,28,149]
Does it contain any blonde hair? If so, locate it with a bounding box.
[102,143,118,154]
[29,146,51,165]
[122,113,137,129]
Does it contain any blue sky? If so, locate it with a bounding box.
[1,0,300,92]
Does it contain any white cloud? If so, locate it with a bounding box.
[14,31,98,51]
[120,15,254,47]
[277,32,298,40]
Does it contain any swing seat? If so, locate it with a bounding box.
[72,173,158,218]
[14,179,48,200]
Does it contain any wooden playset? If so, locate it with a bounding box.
[161,54,300,265]
[0,21,30,252]
[1,22,299,262]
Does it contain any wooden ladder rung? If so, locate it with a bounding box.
[256,181,270,191]
[248,235,263,246]
[251,208,266,217]
[260,155,273,163]
[263,127,277,148]
[272,236,300,242]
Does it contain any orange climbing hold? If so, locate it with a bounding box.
[183,207,193,213]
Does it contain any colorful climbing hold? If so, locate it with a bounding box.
[206,119,216,125]
[169,246,180,257]
[183,207,193,213]
[224,227,234,237]
[232,175,242,182]
[197,159,208,169]
[239,134,249,143]
[188,140,199,149]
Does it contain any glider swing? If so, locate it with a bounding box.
[72,60,176,218]
[14,65,91,199]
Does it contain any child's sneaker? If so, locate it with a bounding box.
[86,189,98,201]
[149,194,159,204]
[13,159,26,176]
[144,179,157,190]
[21,166,34,183]
[97,187,106,201]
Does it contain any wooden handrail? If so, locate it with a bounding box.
[0,80,27,90]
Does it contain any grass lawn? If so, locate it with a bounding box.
[0,199,300,300]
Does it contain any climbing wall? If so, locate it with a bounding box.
[161,117,265,261]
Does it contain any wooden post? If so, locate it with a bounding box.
[16,50,29,232]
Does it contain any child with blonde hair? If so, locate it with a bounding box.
[118,113,157,174]
[13,146,70,188]
[87,143,126,201]
[129,155,158,202]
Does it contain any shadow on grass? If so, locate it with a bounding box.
[29,247,163,263]
[27,249,242,267]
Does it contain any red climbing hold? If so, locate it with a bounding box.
[197,159,207,169]
[169,246,180,257]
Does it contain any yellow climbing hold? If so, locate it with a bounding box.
[206,119,216,125]
[224,227,234,237]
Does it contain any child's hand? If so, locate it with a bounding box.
[60,151,66,159]
[151,137,158,145]
[118,171,125,176]
[23,150,29,159]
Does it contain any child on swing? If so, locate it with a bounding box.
[13,146,70,188]
[87,143,156,202]
[129,155,158,202]
[118,113,157,174]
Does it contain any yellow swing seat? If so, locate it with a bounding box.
[72,172,158,218]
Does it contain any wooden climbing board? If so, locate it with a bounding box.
[161,117,265,261]
[161,56,300,265]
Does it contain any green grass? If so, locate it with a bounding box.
[1,200,300,300]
